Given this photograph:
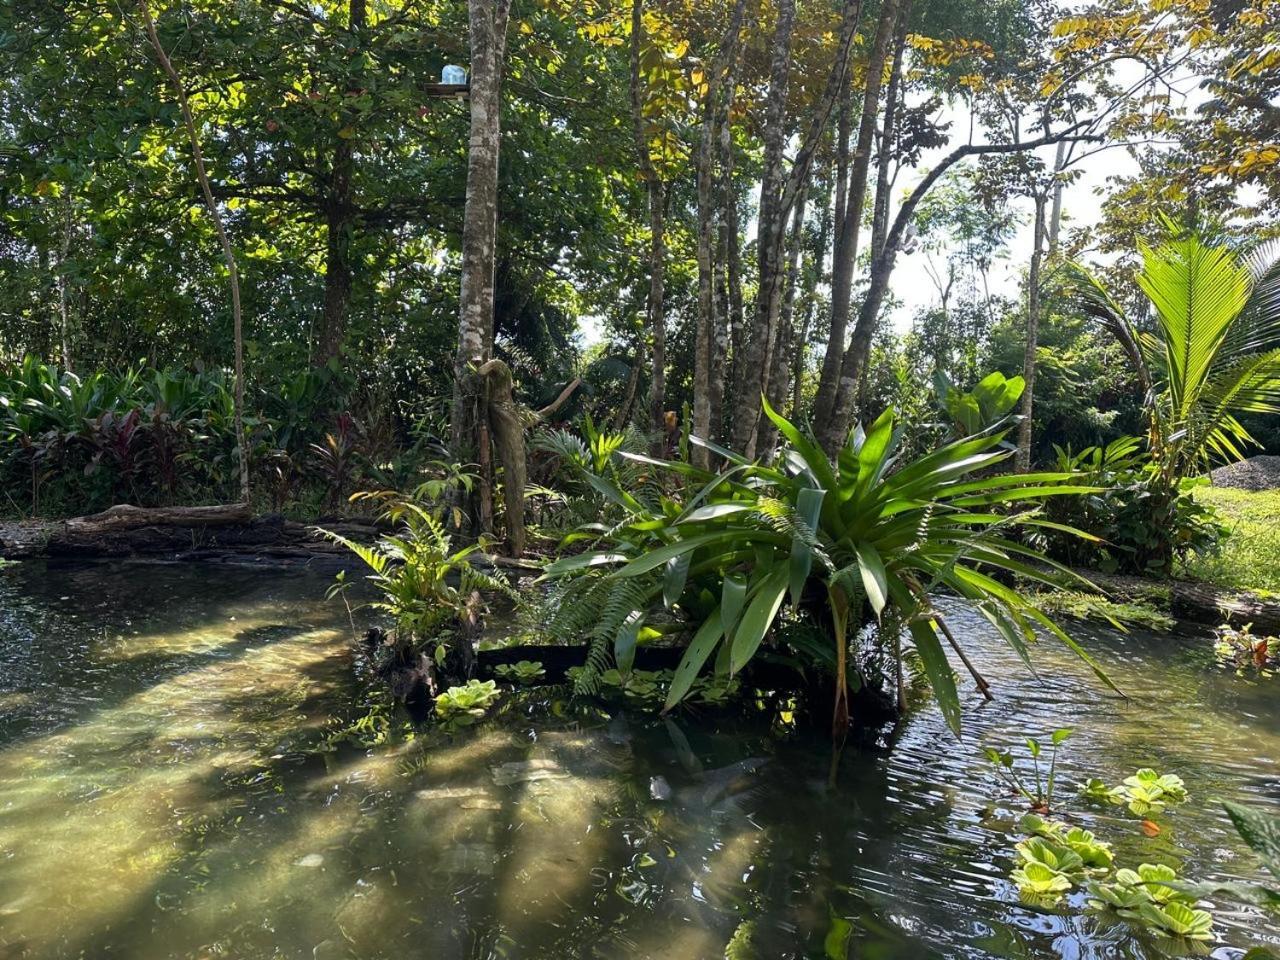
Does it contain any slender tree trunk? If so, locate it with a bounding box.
[614,344,642,431]
[812,0,904,432]
[56,197,73,372]
[793,180,831,417]
[692,0,746,468]
[1016,191,1048,472]
[139,0,249,505]
[759,184,808,457]
[630,0,667,453]
[858,8,910,414]
[728,0,796,458]
[869,6,909,259]
[1048,139,1067,257]
[452,0,513,455]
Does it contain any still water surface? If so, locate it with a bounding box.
[0,560,1277,959]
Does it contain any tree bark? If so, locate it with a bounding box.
[452,0,513,457]
[869,5,909,260]
[138,0,250,505]
[727,0,796,458]
[692,0,746,468]
[1016,191,1048,472]
[793,179,831,417]
[1047,139,1067,257]
[759,182,808,457]
[56,197,74,373]
[812,0,904,431]
[819,126,1097,452]
[630,0,669,454]
[731,0,864,458]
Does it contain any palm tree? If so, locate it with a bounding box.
[1069,229,1280,485]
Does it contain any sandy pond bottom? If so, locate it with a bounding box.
[0,560,1277,959]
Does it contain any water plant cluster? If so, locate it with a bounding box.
[985,728,1280,950]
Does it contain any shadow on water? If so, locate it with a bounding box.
[0,562,1277,959]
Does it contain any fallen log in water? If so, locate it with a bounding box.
[1077,568,1280,635]
[0,504,378,565]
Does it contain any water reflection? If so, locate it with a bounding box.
[0,561,1276,959]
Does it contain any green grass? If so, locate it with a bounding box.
[1182,487,1280,597]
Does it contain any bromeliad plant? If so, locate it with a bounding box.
[543,398,1108,735]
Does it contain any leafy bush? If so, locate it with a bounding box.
[1036,437,1225,575]
[543,397,1104,735]
[320,497,514,651]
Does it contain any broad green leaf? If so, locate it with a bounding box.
[906,617,962,737]
[721,573,747,636]
[729,566,789,674]
[664,608,724,710]
[663,553,691,608]
[789,486,825,609]
[853,541,888,616]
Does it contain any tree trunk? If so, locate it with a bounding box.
[857,7,910,414]
[728,0,796,457]
[1016,191,1048,472]
[56,197,73,373]
[692,0,746,469]
[732,0,862,457]
[812,0,904,433]
[139,0,250,505]
[793,179,831,417]
[614,344,642,431]
[868,5,909,260]
[629,0,668,454]
[1048,139,1067,257]
[452,0,513,458]
[759,183,808,457]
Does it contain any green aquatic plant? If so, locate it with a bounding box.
[1088,864,1213,940]
[1012,859,1074,898]
[319,496,515,653]
[1214,622,1279,677]
[434,680,500,725]
[544,400,1104,736]
[982,728,1074,812]
[1021,814,1115,869]
[1081,768,1187,816]
[493,660,546,684]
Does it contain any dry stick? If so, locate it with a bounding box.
[933,610,994,701]
[138,0,250,506]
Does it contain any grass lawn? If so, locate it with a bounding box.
[1182,486,1280,597]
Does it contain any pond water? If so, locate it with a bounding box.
[0,560,1276,960]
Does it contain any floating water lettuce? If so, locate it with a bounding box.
[435,679,500,724]
[493,660,545,683]
[1012,860,1074,897]
[1021,814,1115,869]
[1138,901,1214,940]
[1081,768,1187,816]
